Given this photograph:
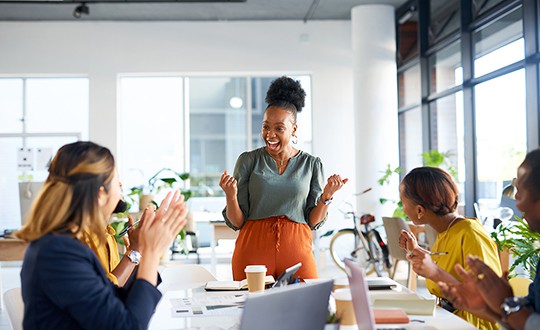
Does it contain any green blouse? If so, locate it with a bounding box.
[222,147,326,230]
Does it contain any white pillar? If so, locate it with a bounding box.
[352,5,400,218]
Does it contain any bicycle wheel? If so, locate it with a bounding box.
[366,231,390,277]
[329,229,374,274]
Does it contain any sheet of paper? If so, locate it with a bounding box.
[170,304,243,317]
[170,294,246,317]
[170,294,246,308]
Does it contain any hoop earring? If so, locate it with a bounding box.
[292,135,298,144]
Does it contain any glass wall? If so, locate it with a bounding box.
[396,0,535,216]
[474,69,527,208]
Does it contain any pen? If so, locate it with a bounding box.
[407,251,448,258]
[118,219,140,237]
[429,251,448,256]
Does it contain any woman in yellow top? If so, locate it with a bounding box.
[398,166,502,330]
[83,208,141,286]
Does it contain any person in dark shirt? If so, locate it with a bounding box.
[16,141,187,330]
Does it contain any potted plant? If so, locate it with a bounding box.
[491,216,540,281]
[127,168,191,211]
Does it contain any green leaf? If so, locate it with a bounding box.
[160,177,177,185]
[320,230,335,238]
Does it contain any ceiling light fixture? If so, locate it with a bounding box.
[73,3,89,19]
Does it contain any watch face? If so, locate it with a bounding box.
[128,250,141,264]
[504,297,522,308]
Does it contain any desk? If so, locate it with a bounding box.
[149,280,476,330]
[0,238,28,309]
[209,220,238,274]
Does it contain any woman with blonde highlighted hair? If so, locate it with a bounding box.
[17,141,187,330]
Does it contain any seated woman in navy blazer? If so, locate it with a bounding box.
[16,141,188,330]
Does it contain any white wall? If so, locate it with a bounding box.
[0,20,359,235]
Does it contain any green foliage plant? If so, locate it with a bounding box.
[127,168,192,209]
[491,216,540,281]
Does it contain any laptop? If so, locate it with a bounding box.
[344,259,409,330]
[239,280,333,330]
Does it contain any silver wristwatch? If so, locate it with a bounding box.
[501,296,527,321]
[127,250,142,265]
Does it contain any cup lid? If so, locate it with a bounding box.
[245,265,267,272]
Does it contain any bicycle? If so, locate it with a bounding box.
[325,191,392,276]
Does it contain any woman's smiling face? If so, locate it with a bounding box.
[262,106,297,156]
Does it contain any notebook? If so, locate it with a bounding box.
[239,280,333,330]
[344,259,410,330]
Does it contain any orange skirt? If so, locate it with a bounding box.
[231,216,318,281]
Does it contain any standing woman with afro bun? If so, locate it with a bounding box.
[220,76,348,280]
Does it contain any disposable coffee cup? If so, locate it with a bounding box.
[332,277,349,291]
[245,265,267,293]
[333,288,356,326]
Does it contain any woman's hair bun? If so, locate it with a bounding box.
[265,76,306,113]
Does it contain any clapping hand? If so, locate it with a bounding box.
[138,191,188,258]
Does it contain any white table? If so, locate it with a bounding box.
[149,281,477,330]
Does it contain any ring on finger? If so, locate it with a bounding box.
[477,273,485,280]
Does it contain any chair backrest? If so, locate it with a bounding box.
[382,217,410,261]
[3,287,24,330]
[159,264,217,291]
[509,277,532,297]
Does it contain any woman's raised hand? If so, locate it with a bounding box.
[138,191,188,258]
[219,170,238,197]
[322,174,348,198]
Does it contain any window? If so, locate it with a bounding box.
[474,69,527,209]
[189,77,247,196]
[430,93,466,202]
[397,7,419,65]
[118,77,185,202]
[430,0,460,45]
[0,78,89,231]
[429,41,462,94]
[396,0,534,216]
[473,8,523,77]
[472,0,507,18]
[398,64,421,108]
[398,107,423,174]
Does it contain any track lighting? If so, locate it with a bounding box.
[73,3,89,19]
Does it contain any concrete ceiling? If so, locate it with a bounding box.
[0,0,408,21]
